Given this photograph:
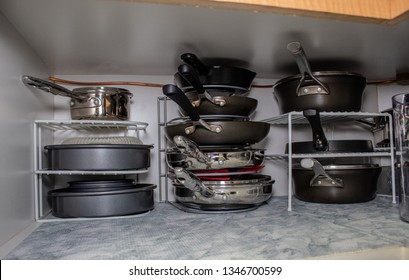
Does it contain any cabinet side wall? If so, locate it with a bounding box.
[0,12,52,253]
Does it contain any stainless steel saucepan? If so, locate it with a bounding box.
[23,75,132,120]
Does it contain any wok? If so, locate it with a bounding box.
[162,84,270,147]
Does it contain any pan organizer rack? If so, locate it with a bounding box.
[157,96,396,211]
[33,119,149,222]
[261,111,396,211]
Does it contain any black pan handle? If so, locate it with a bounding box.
[180,53,209,75]
[178,64,205,94]
[162,84,200,121]
[303,109,328,151]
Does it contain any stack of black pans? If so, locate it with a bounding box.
[163,54,274,212]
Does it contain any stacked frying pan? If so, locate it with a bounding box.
[273,42,381,203]
[164,54,274,211]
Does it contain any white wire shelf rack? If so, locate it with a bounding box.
[263,111,396,211]
[33,119,150,221]
[261,111,391,125]
[34,119,148,131]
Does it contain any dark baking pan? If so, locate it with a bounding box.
[45,144,153,170]
[49,184,156,218]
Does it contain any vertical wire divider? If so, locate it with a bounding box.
[157,96,170,203]
[287,112,293,211]
[33,121,39,220]
[388,112,397,203]
[163,97,169,203]
[157,97,163,202]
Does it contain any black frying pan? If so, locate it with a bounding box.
[162,84,270,147]
[174,53,256,91]
[175,64,258,117]
[287,109,374,154]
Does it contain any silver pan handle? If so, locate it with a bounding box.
[300,158,343,188]
[173,136,213,167]
[22,75,85,101]
[173,167,215,198]
[287,42,330,96]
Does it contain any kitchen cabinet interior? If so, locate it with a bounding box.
[1,0,409,258]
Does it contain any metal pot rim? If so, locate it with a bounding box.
[49,184,156,197]
[44,144,153,149]
[294,164,380,170]
[174,174,273,185]
[72,87,132,96]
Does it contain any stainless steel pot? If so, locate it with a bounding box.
[292,158,381,203]
[22,76,132,120]
[172,168,273,210]
[166,136,265,170]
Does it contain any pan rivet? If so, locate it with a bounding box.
[215,127,222,133]
[318,181,322,184]
[303,88,309,94]
[218,160,224,166]
[317,87,322,92]
[70,101,75,107]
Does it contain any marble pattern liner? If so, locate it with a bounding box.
[5,196,409,260]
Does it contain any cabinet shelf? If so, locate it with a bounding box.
[261,111,391,125]
[34,119,148,131]
[265,151,393,161]
[35,169,149,175]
